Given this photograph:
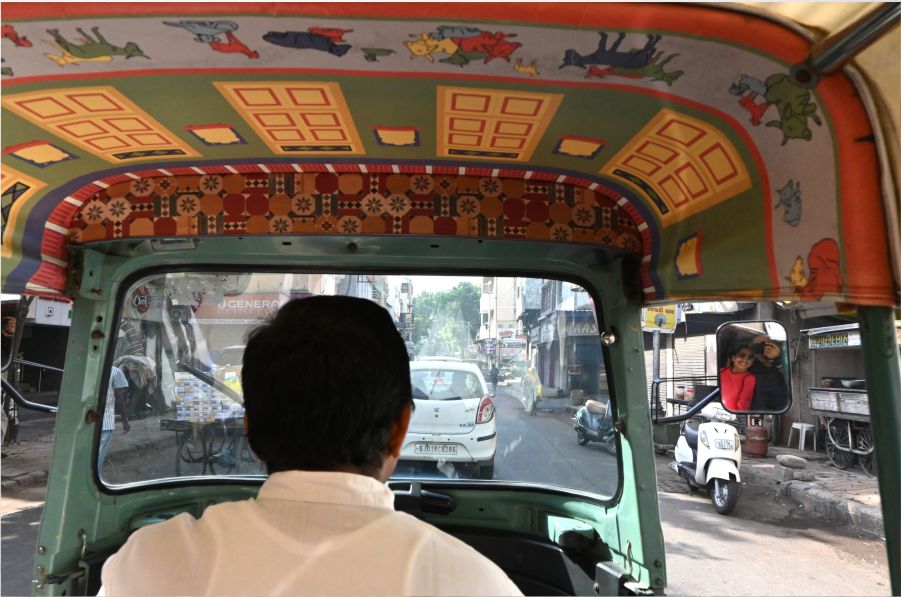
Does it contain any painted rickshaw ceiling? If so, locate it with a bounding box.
[1,3,898,306]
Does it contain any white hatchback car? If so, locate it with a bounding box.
[400,360,496,479]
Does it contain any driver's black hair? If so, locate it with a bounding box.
[241,296,412,475]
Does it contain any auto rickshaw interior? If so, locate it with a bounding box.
[1,3,898,596]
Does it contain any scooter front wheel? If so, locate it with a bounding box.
[577,429,590,445]
[709,478,739,515]
[603,434,617,456]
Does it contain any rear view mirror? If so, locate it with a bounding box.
[716,321,792,414]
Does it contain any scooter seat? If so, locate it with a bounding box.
[683,421,699,449]
[585,399,607,415]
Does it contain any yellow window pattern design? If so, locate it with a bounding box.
[1,164,46,258]
[215,82,364,155]
[1,87,198,163]
[437,87,562,161]
[601,109,751,227]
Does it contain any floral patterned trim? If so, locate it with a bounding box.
[29,163,656,299]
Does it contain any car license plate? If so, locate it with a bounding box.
[714,439,734,449]
[414,443,457,455]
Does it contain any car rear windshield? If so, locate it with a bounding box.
[103,272,616,498]
[412,369,484,400]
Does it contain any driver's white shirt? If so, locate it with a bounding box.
[100,470,522,596]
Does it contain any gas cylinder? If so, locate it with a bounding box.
[744,424,769,458]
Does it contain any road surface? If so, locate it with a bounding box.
[1,384,889,595]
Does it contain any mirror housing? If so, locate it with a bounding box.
[716,320,792,415]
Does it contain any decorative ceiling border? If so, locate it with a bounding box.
[20,162,659,300]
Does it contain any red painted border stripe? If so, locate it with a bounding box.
[820,74,893,304]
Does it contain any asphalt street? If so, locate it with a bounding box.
[1,384,890,596]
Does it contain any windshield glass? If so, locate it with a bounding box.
[103,272,616,497]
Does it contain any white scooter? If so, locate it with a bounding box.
[668,408,742,515]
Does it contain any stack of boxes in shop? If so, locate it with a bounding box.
[174,372,244,422]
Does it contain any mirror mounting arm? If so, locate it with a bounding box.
[653,388,720,424]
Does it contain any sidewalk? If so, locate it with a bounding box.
[1,415,170,491]
[738,444,884,538]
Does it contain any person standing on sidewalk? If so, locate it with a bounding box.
[98,366,130,478]
[490,363,499,395]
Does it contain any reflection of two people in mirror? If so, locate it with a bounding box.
[720,334,788,411]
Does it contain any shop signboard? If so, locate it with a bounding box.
[809,330,862,349]
[565,319,599,337]
[193,293,309,324]
[641,305,679,334]
[540,319,555,343]
[34,297,72,327]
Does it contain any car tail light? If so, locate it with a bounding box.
[477,396,494,424]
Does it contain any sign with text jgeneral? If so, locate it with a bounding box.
[193,293,310,323]
[641,305,679,334]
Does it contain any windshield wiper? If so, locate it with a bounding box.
[428,369,444,395]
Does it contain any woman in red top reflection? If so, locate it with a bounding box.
[720,346,756,411]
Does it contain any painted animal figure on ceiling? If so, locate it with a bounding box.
[561,32,660,69]
[514,58,540,78]
[455,31,521,63]
[764,73,822,144]
[787,238,842,300]
[44,27,147,66]
[404,33,461,63]
[263,29,351,57]
[729,74,772,125]
[2,25,32,47]
[585,51,683,86]
[730,73,822,143]
[430,26,483,40]
[164,21,258,59]
[775,179,802,227]
[404,27,521,66]
[307,28,354,43]
[361,48,395,62]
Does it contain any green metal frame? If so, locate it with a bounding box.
[32,235,666,595]
[858,307,901,596]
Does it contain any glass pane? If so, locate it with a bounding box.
[103,273,616,498]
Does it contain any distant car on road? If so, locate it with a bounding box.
[401,360,496,479]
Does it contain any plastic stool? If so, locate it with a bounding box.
[789,422,816,451]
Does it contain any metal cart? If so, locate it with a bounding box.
[161,418,259,476]
[802,322,889,477]
[808,387,875,476]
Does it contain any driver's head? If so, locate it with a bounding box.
[242,296,412,478]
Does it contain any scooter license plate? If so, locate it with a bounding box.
[714,439,734,449]
[414,443,458,455]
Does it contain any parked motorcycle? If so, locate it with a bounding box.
[668,414,742,514]
[574,398,616,454]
